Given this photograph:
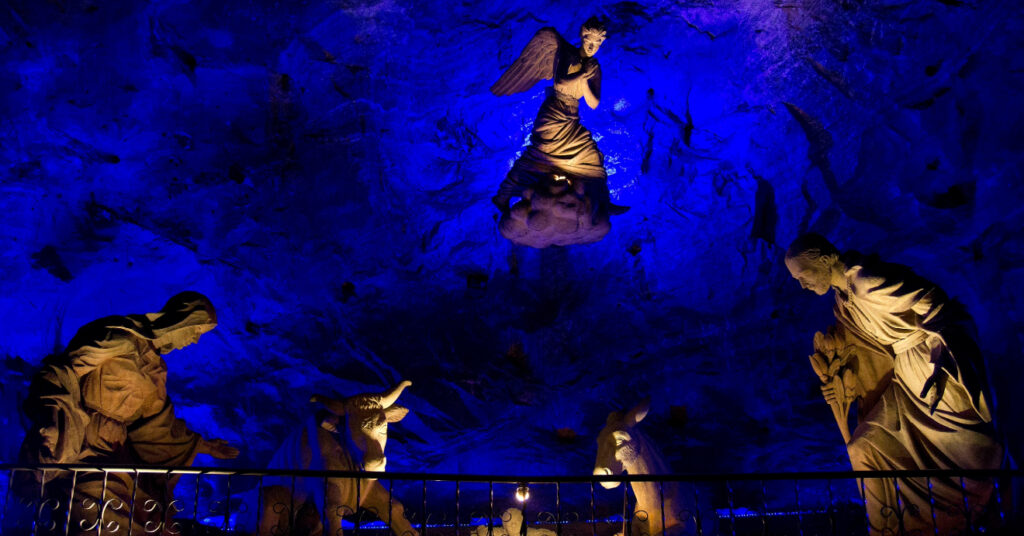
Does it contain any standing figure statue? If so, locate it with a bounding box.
[491,17,625,248]
[785,233,1002,535]
[16,291,239,535]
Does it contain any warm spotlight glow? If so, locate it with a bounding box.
[553,174,567,182]
[515,484,530,502]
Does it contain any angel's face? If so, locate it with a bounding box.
[580,30,606,57]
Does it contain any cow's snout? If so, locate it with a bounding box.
[365,455,386,473]
[593,467,619,489]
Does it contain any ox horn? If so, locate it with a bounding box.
[378,380,412,408]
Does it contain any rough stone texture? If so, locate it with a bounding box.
[1,0,1022,510]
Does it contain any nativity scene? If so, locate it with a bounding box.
[1,1,1022,535]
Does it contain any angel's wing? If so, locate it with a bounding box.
[491,27,568,96]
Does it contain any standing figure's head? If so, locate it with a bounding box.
[785,233,841,296]
[580,16,607,57]
[149,291,217,353]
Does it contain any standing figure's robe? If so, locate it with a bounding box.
[833,253,1002,534]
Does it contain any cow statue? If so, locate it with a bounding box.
[258,380,420,536]
[593,400,689,536]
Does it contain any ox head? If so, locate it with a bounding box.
[593,399,649,489]
[310,380,411,472]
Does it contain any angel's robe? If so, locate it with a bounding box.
[492,28,607,207]
[19,318,202,535]
[833,253,1001,534]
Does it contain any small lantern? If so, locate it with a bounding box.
[515,483,530,502]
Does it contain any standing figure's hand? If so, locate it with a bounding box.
[199,438,240,459]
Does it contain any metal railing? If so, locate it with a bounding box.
[0,464,1020,535]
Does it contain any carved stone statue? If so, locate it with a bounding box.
[474,508,556,536]
[17,291,238,535]
[258,381,420,536]
[785,233,1002,534]
[593,400,689,536]
[491,17,626,248]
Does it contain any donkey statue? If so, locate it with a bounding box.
[593,400,689,536]
[258,380,420,536]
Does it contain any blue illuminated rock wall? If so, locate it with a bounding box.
[2,0,1023,485]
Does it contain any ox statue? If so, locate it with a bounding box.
[593,400,689,536]
[258,380,420,536]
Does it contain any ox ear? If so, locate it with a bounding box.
[625,399,650,426]
[384,405,409,423]
[310,394,347,416]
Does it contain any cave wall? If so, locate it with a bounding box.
[1,0,1023,487]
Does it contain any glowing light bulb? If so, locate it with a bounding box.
[553,175,567,182]
[515,484,530,502]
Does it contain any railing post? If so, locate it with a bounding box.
[793,478,803,536]
[455,480,461,536]
[421,478,427,536]
[356,476,362,536]
[127,470,139,536]
[759,479,768,536]
[927,476,938,536]
[622,480,630,536]
[388,478,394,535]
[726,479,735,536]
[487,481,494,536]
[556,481,562,536]
[825,478,835,536]
[959,476,972,534]
[98,469,109,536]
[64,470,78,536]
[658,480,664,536]
[589,480,596,536]
[692,482,702,536]
[893,477,905,535]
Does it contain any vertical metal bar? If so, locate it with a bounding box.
[589,480,596,536]
[726,480,736,536]
[323,475,329,536]
[1,469,12,530]
[388,478,394,534]
[927,477,938,536]
[893,478,905,536]
[860,477,869,534]
[223,473,233,531]
[793,479,803,536]
[455,480,461,536]
[488,481,494,536]
[993,476,1004,525]
[556,482,563,536]
[98,469,110,536]
[34,468,46,536]
[759,480,768,536]
[658,481,664,536]
[959,476,972,534]
[622,481,629,536]
[692,483,703,536]
[256,475,263,536]
[826,479,836,536]
[356,476,362,536]
[194,473,201,528]
[521,485,528,536]
[127,470,140,536]
[289,474,296,534]
[64,470,78,536]
[421,479,428,536]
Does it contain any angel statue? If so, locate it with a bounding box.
[490,17,626,248]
